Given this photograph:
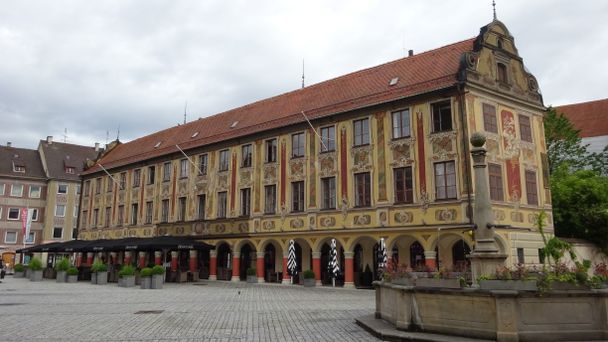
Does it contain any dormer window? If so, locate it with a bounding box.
[497,63,508,84]
[497,38,504,50]
[65,167,75,174]
[12,162,25,173]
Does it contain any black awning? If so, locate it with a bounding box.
[23,236,215,253]
[114,236,214,251]
[16,242,65,253]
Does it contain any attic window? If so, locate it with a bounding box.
[65,167,75,174]
[497,63,509,84]
[191,132,199,138]
[230,121,239,128]
[12,162,25,173]
[154,141,162,148]
[497,38,504,50]
[389,77,399,86]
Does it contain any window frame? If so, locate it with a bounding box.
[197,194,206,220]
[162,162,171,182]
[519,114,533,143]
[394,167,414,204]
[291,181,305,212]
[434,161,457,200]
[25,231,35,244]
[179,159,189,179]
[264,185,276,215]
[177,197,187,221]
[431,100,453,133]
[525,170,538,206]
[10,184,23,197]
[483,103,498,133]
[8,208,20,220]
[198,154,208,175]
[488,163,504,201]
[104,207,111,227]
[145,201,153,224]
[291,132,305,158]
[53,227,63,239]
[392,109,411,139]
[320,125,336,152]
[265,138,277,163]
[29,185,41,198]
[132,169,141,188]
[130,203,138,225]
[160,200,169,223]
[240,188,251,216]
[4,231,17,244]
[55,204,66,217]
[353,118,370,146]
[219,149,230,172]
[148,166,156,185]
[321,177,336,210]
[497,62,509,84]
[217,191,228,218]
[241,144,253,168]
[354,172,372,207]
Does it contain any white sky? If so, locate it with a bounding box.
[1,0,607,149]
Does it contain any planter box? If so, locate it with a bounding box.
[13,271,24,278]
[415,278,462,289]
[140,277,151,289]
[151,274,164,289]
[119,276,135,287]
[90,272,98,284]
[30,270,43,282]
[56,271,67,283]
[391,277,415,286]
[96,272,108,285]
[410,272,430,279]
[67,275,78,283]
[303,278,316,287]
[247,275,258,283]
[25,269,31,278]
[479,279,538,291]
[550,282,590,291]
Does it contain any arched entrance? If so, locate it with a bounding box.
[239,243,256,281]
[410,241,425,270]
[216,243,232,281]
[353,238,380,288]
[452,239,471,272]
[320,241,344,286]
[290,239,312,284]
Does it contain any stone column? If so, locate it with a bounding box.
[189,250,198,273]
[256,251,265,282]
[209,250,217,280]
[231,252,240,282]
[123,251,132,265]
[468,133,507,281]
[281,255,290,284]
[312,251,321,285]
[424,250,437,271]
[138,251,146,268]
[154,251,162,265]
[344,251,354,288]
[170,251,178,272]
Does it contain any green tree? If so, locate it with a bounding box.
[543,107,590,173]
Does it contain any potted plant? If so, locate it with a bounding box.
[29,257,43,282]
[66,267,79,283]
[246,267,257,283]
[478,265,538,291]
[13,263,25,278]
[415,267,463,289]
[151,265,165,289]
[118,265,136,287]
[140,267,152,289]
[302,270,316,287]
[55,258,70,283]
[91,260,108,285]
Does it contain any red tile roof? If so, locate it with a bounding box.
[86,38,475,174]
[556,98,608,138]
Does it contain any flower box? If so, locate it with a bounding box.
[140,276,151,289]
[549,282,590,291]
[391,277,415,286]
[118,275,135,287]
[56,270,67,283]
[30,270,43,282]
[247,275,258,283]
[151,274,164,289]
[415,278,462,289]
[303,278,316,287]
[479,279,538,291]
[67,275,78,283]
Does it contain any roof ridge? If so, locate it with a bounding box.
[555,97,608,108]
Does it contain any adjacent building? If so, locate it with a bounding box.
[555,98,608,154]
[78,19,552,287]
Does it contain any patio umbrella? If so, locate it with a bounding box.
[329,238,340,287]
[287,239,297,284]
[378,238,388,279]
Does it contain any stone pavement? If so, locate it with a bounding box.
[0,276,379,342]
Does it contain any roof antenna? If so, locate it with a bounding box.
[492,0,497,20]
[62,128,68,143]
[301,59,305,89]
[184,101,188,124]
[105,130,109,145]
[116,124,120,141]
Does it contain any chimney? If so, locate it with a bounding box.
[408,49,414,57]
[47,136,53,144]
[6,142,11,147]
[94,142,100,152]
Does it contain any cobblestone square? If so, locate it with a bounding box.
[0,277,378,341]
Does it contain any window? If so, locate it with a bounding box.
[291,132,305,158]
[517,248,525,264]
[197,195,206,220]
[392,109,411,139]
[104,207,111,227]
[264,185,276,214]
[483,104,498,133]
[180,159,189,178]
[117,206,124,226]
[519,115,533,143]
[434,161,457,200]
[30,208,38,221]
[320,126,335,152]
[291,181,305,212]
[161,200,169,223]
[241,188,251,216]
[265,139,277,163]
[65,166,75,174]
[133,169,141,187]
[76,184,81,195]
[219,150,230,171]
[355,173,371,207]
[217,192,227,218]
[488,164,504,201]
[106,176,113,192]
[198,154,208,175]
[53,227,63,239]
[432,101,452,132]
[163,162,171,182]
[148,166,155,184]
[321,177,336,209]
[8,208,20,220]
[5,231,17,244]
[525,170,538,205]
[241,144,252,167]
[497,63,508,84]
[92,208,99,227]
[29,185,41,198]
[81,210,88,229]
[55,205,66,217]
[25,232,35,244]
[353,118,370,146]
[13,163,25,173]
[131,203,138,225]
[84,180,90,196]
[71,228,77,239]
[120,173,126,190]
[394,167,413,203]
[58,184,68,194]
[145,201,153,224]
[178,197,186,221]
[0,183,4,195]
[11,184,23,197]
[74,205,79,218]
[95,178,101,194]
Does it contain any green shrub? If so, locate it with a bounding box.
[14,263,25,272]
[140,267,153,277]
[29,257,43,271]
[91,260,108,273]
[118,265,135,278]
[55,258,70,272]
[67,267,79,276]
[246,267,256,276]
[303,270,315,279]
[151,265,165,275]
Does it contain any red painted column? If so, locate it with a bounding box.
[86,252,93,266]
[189,250,198,273]
[154,251,162,266]
[170,251,178,272]
[123,251,132,266]
[209,251,217,280]
[138,252,146,269]
[256,252,264,281]
[282,256,290,284]
[344,251,354,288]
[312,251,321,285]
[231,253,240,282]
[424,251,437,271]
[76,253,82,267]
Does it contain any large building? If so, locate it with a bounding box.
[79,19,551,287]
[555,98,608,154]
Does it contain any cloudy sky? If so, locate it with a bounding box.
[1,1,607,149]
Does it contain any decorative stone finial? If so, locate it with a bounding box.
[470,132,486,148]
